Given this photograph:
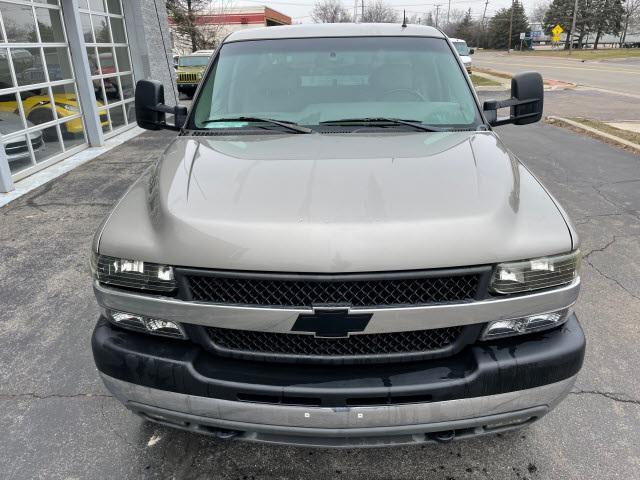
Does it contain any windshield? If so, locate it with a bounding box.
[179,56,210,67]
[452,41,470,56]
[191,37,481,131]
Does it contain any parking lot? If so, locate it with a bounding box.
[1,117,639,478]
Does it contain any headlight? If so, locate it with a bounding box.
[91,252,177,292]
[60,104,80,112]
[490,251,580,294]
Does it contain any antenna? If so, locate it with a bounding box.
[402,10,407,28]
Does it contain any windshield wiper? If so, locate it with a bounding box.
[202,116,314,134]
[319,117,447,132]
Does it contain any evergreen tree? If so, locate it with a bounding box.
[486,1,529,49]
[544,0,589,49]
[453,9,475,43]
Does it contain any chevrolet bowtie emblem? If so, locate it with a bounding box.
[292,307,372,338]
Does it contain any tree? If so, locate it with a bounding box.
[620,0,640,44]
[312,0,352,23]
[443,8,467,35]
[424,12,435,26]
[167,0,232,52]
[486,1,529,49]
[544,0,590,49]
[590,0,624,49]
[529,0,551,24]
[453,9,476,43]
[361,0,399,23]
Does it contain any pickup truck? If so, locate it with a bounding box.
[91,24,584,448]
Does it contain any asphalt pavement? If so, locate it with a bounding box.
[473,51,640,95]
[1,124,639,479]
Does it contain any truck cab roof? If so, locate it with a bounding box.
[226,23,445,43]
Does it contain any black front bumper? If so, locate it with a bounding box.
[92,314,585,407]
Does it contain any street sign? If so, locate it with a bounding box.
[520,32,525,39]
[551,25,563,43]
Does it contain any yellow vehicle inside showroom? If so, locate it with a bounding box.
[0,88,108,141]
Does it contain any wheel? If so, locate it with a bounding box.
[27,108,57,142]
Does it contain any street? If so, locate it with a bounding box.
[473,50,640,96]
[1,122,639,479]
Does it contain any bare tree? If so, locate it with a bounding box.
[361,0,399,23]
[443,8,467,35]
[167,0,233,53]
[620,0,640,44]
[312,0,352,23]
[529,0,551,24]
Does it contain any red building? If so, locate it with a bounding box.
[169,6,291,54]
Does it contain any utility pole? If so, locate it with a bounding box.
[362,0,365,22]
[446,0,451,26]
[569,0,579,54]
[507,0,514,52]
[477,0,489,47]
[435,5,441,28]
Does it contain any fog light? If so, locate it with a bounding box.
[144,318,186,338]
[106,310,186,339]
[482,309,570,340]
[110,311,147,332]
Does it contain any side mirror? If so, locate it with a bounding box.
[469,48,475,55]
[135,79,188,131]
[483,72,543,127]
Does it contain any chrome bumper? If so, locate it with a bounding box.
[101,373,576,447]
[94,278,580,334]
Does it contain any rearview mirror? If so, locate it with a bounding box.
[469,48,475,55]
[483,72,543,127]
[135,79,187,131]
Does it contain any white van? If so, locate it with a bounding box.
[450,38,473,73]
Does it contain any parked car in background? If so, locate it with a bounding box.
[450,38,473,73]
[175,51,213,98]
[92,24,584,448]
[0,111,44,162]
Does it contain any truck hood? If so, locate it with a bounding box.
[97,131,573,272]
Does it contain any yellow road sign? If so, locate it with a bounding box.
[552,24,564,36]
[552,34,561,42]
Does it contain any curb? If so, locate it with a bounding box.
[547,116,640,153]
[473,66,577,91]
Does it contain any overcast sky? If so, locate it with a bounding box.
[234,0,539,23]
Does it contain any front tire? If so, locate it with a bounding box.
[27,109,57,142]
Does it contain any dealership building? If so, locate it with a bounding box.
[169,6,291,55]
[0,0,177,193]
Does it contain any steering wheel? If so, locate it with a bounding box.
[380,89,426,101]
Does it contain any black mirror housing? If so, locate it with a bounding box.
[483,72,544,127]
[511,72,544,125]
[469,48,475,55]
[135,79,187,131]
